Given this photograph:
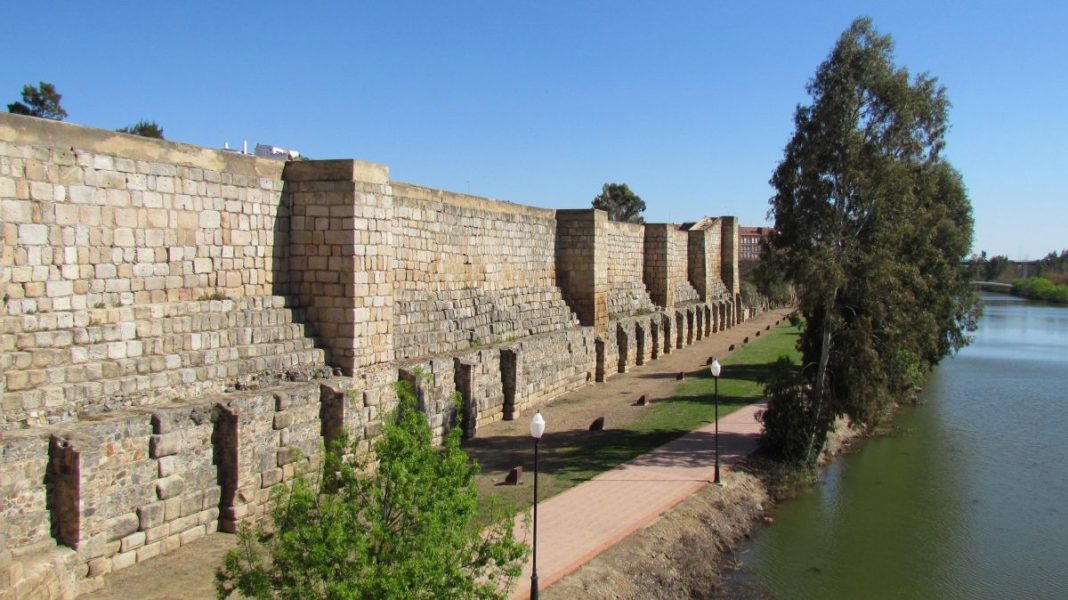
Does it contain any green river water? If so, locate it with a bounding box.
[733,294,1068,599]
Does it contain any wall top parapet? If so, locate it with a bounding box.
[284,159,389,184]
[0,112,285,179]
[391,181,556,218]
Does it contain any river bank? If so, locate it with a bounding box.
[544,419,862,599]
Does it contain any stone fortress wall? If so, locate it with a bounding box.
[0,113,747,598]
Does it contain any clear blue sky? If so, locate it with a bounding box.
[6,1,1066,259]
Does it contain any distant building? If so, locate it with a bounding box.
[739,226,771,263]
[254,143,301,161]
[220,141,303,161]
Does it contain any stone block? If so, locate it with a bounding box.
[276,446,301,466]
[119,531,145,553]
[144,524,169,544]
[156,475,185,500]
[198,507,220,526]
[149,432,181,458]
[180,492,204,518]
[138,502,165,530]
[18,224,48,245]
[179,525,205,546]
[273,411,293,430]
[111,550,137,571]
[107,514,140,542]
[137,541,161,562]
[260,468,283,488]
[168,515,197,536]
[157,455,177,478]
[162,535,181,555]
[163,497,182,521]
[87,557,112,577]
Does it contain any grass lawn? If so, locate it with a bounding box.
[476,320,802,521]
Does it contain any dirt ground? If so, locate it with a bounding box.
[78,308,792,599]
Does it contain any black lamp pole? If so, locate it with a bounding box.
[531,434,539,600]
[714,373,721,484]
[710,359,722,485]
[530,411,545,600]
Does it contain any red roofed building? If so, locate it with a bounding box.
[739,226,771,263]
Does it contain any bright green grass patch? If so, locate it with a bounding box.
[542,323,801,486]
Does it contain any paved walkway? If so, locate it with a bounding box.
[509,375,767,599]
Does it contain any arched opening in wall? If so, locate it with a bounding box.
[500,350,517,421]
[46,436,80,549]
[212,405,240,533]
[675,312,685,349]
[650,320,659,360]
[454,360,476,440]
[595,338,606,382]
[719,302,727,330]
[686,310,694,344]
[635,323,646,365]
[695,309,703,340]
[705,305,712,336]
[320,385,346,451]
[662,316,672,355]
[616,324,628,373]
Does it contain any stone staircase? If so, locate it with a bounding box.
[1,295,329,430]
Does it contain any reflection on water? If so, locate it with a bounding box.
[735,294,1068,599]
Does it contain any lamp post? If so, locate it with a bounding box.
[529,410,545,600]
[709,359,722,485]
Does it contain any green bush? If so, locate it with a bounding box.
[1013,277,1068,304]
[216,381,528,599]
[758,355,828,466]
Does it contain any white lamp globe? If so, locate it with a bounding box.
[710,360,722,378]
[530,411,545,439]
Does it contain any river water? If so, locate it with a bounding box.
[734,294,1068,599]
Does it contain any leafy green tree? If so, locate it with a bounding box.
[592,182,646,223]
[761,17,977,465]
[216,381,528,599]
[7,81,67,120]
[117,120,164,139]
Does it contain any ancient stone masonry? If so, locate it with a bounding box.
[0,112,747,598]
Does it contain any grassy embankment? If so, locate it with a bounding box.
[1013,276,1068,304]
[477,321,802,519]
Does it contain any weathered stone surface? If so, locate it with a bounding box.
[106,515,140,543]
[150,433,181,458]
[119,532,145,553]
[260,468,283,488]
[156,475,185,500]
[0,112,746,594]
[276,447,300,466]
[273,411,293,430]
[137,502,164,531]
